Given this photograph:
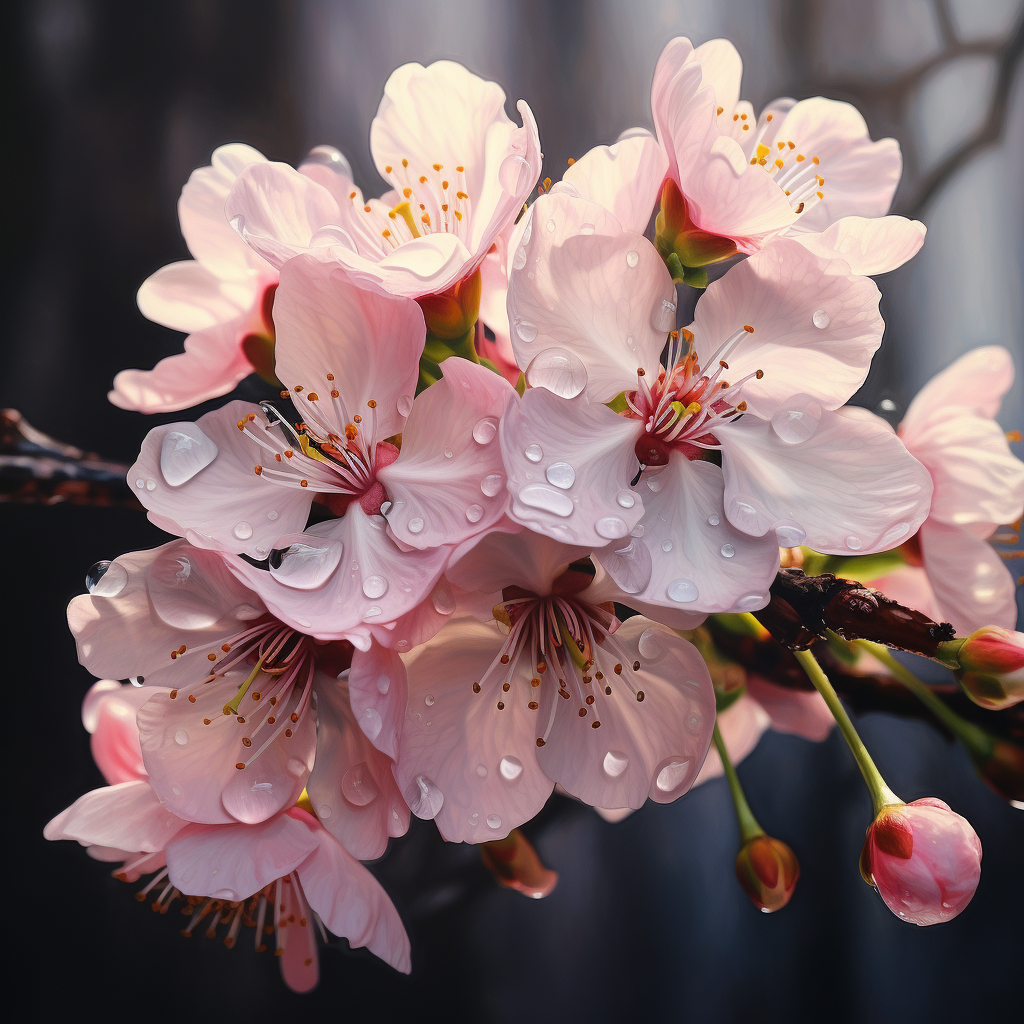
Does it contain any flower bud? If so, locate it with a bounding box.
[734,834,800,912]
[654,180,737,288]
[480,830,558,899]
[951,627,1024,710]
[973,740,1024,806]
[417,268,482,341]
[860,799,982,925]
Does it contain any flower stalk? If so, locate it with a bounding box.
[713,723,764,843]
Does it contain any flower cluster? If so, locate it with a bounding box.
[47,37,1024,991]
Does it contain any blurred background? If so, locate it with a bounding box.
[5,1,1023,1021]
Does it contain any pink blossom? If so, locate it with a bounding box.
[224,60,542,300]
[861,799,982,925]
[501,192,932,615]
[873,346,1024,634]
[67,541,409,854]
[362,529,715,843]
[128,255,515,646]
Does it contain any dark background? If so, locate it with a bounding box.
[6,2,1023,1021]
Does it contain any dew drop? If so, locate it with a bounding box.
[396,639,410,651]
[667,578,699,603]
[466,503,484,523]
[342,762,380,807]
[480,473,504,497]
[430,580,457,615]
[655,758,692,793]
[603,750,630,777]
[812,309,831,329]
[362,575,388,599]
[771,394,823,444]
[524,444,543,463]
[498,154,531,195]
[514,319,538,343]
[443,447,454,459]
[646,473,665,493]
[360,707,383,742]
[720,543,735,558]
[625,250,639,268]
[233,522,253,541]
[661,540,673,552]
[845,535,863,551]
[525,348,588,399]
[708,515,720,526]
[379,500,392,517]
[580,223,595,235]
[631,523,645,538]
[485,814,502,830]
[499,756,524,781]
[159,425,218,486]
[595,516,629,540]
[318,804,332,819]
[408,517,424,534]
[511,245,528,271]
[174,729,189,746]
[472,417,498,444]
[365,605,382,617]
[775,521,806,547]
[735,593,766,611]
[545,461,575,489]
[397,395,414,417]
[651,298,677,333]
[518,485,574,517]
[86,560,128,597]
[881,521,911,545]
[408,775,444,819]
[267,510,279,520]
[145,479,157,491]
[376,673,390,695]
[546,218,556,232]
[269,538,343,590]
[637,627,663,659]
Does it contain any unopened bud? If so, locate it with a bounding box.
[734,834,799,913]
[480,829,558,899]
[417,268,482,341]
[654,180,737,287]
[946,627,1024,710]
[860,799,982,925]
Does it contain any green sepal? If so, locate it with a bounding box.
[605,391,628,413]
[715,683,747,713]
[665,252,686,283]
[681,264,708,289]
[515,372,527,397]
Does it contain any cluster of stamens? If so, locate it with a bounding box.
[626,327,763,476]
[471,580,651,741]
[167,620,315,771]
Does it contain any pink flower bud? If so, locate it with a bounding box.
[735,835,800,913]
[861,799,982,925]
[480,830,558,899]
[954,627,1024,710]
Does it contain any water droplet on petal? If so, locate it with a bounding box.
[472,417,498,444]
[362,575,388,599]
[512,246,528,271]
[518,485,574,517]
[159,425,218,486]
[667,578,699,603]
[881,521,911,545]
[655,757,692,794]
[637,627,664,659]
[595,516,629,540]
[720,543,735,558]
[466,503,484,522]
[625,250,639,268]
[408,775,444,819]
[430,579,456,615]
[735,593,767,611]
[499,154,532,195]
[845,535,863,551]
[708,515,720,526]
[661,540,673,552]
[443,447,454,459]
[580,223,595,235]
[484,813,501,830]
[342,762,380,807]
[397,395,414,417]
[145,479,157,491]
[270,538,343,590]
[646,473,665,493]
[408,517,424,534]
[545,462,575,489]
[603,750,630,777]
[545,218,556,232]
[525,348,588,399]
[771,394,823,444]
[480,473,504,496]
[651,298,677,332]
[174,729,188,746]
[499,756,524,781]
[775,521,806,547]
[360,707,383,742]
[514,319,538,343]
[812,309,831,329]
[267,510,279,520]
[524,444,543,463]
[233,522,253,541]
[318,804,332,819]
[365,605,382,617]
[86,560,128,597]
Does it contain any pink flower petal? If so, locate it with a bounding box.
[745,675,834,742]
[798,215,926,276]
[393,615,555,844]
[85,681,169,785]
[614,457,780,614]
[689,238,883,417]
[535,617,715,809]
[582,562,706,631]
[378,358,515,549]
[903,345,1015,423]
[305,670,409,858]
[692,38,744,116]
[715,404,933,554]
[348,644,409,762]
[500,388,646,547]
[691,694,771,786]
[295,810,412,973]
[506,192,673,402]
[137,260,255,334]
[165,812,321,901]
[297,144,356,206]
[277,874,320,993]
[44,780,185,853]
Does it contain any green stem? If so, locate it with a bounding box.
[793,649,901,815]
[856,640,994,760]
[712,723,764,843]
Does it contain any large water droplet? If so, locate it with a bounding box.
[616,490,636,508]
[735,593,767,611]
[270,538,343,589]
[545,462,575,489]
[524,444,543,463]
[431,580,457,615]
[625,250,639,268]
[720,544,735,558]
[360,707,383,742]
[637,627,663,660]
[514,319,538,343]
[499,756,524,781]
[486,813,503,829]
[511,246,528,271]
[408,775,444,819]
[667,578,699,603]
[86,560,128,597]
[480,473,504,497]
[595,516,629,540]
[466,503,484,523]
[812,309,831,329]
[646,473,665,493]
[362,575,388,599]
[845,535,863,551]
[603,750,630,777]
[518,485,574,517]
[525,348,588,399]
[651,298,676,332]
[498,154,532,195]
[771,394,822,444]
[880,521,911,545]
[408,517,424,534]
[775,521,806,547]
[472,417,498,444]
[159,425,218,486]
[342,762,380,807]
[174,729,188,746]
[233,522,253,541]
[397,395,414,417]
[655,757,692,794]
